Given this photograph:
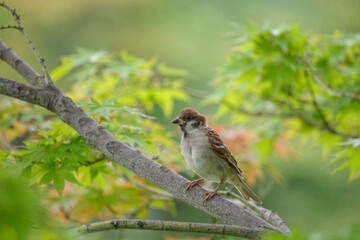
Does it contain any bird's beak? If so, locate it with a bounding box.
[171,117,185,125]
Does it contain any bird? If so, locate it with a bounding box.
[171,107,261,203]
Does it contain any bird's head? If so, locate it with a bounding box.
[171,107,206,134]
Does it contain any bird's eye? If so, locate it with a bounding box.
[186,116,191,121]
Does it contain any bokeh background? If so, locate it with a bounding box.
[1,0,360,239]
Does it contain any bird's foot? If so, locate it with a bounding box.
[203,191,219,202]
[185,179,204,193]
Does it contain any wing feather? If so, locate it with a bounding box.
[205,127,242,175]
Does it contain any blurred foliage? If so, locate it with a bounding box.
[2,0,360,93]
[0,155,70,240]
[52,49,188,116]
[210,24,360,181]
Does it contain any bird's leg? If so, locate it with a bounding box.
[203,178,226,202]
[185,178,204,193]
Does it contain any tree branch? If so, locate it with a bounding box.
[74,219,269,239]
[303,55,360,102]
[0,2,52,86]
[305,75,333,131]
[0,40,45,86]
[0,25,22,30]
[304,73,358,138]
[0,77,57,109]
[223,99,321,127]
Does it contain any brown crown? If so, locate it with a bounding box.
[178,107,206,125]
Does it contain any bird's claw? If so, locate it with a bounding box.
[185,179,204,193]
[203,191,219,202]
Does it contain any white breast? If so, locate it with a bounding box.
[181,130,227,182]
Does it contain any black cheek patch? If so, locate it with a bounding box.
[191,121,200,128]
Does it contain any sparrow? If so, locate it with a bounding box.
[171,107,261,203]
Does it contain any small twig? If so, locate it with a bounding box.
[303,55,360,101]
[304,72,357,138]
[0,2,53,86]
[223,99,320,128]
[73,219,269,239]
[222,99,359,139]
[0,25,22,30]
[305,76,333,131]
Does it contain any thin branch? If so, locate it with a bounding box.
[0,25,22,30]
[0,40,45,86]
[73,219,269,239]
[305,74,331,129]
[303,55,360,101]
[223,99,320,127]
[222,99,359,139]
[304,73,358,138]
[0,2,52,86]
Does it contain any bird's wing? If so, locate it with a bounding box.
[205,127,243,175]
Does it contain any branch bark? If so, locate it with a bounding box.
[74,219,268,239]
[0,11,290,238]
[0,77,57,108]
[0,40,45,86]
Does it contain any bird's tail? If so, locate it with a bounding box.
[233,174,262,204]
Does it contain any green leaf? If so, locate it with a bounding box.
[82,98,124,119]
[90,167,99,180]
[53,171,65,197]
[94,174,105,189]
[0,150,11,160]
[64,171,81,185]
[39,172,53,184]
